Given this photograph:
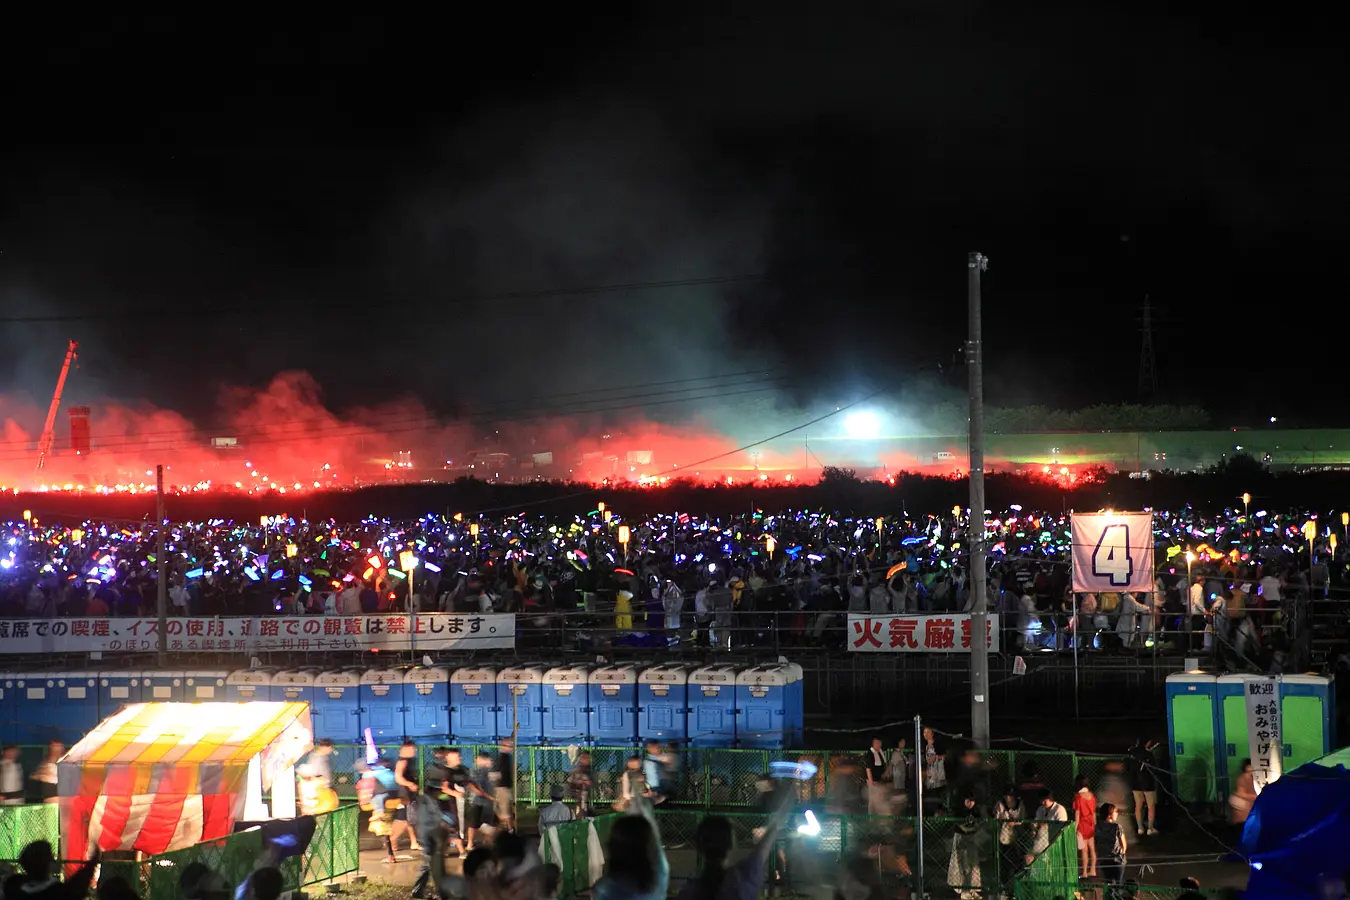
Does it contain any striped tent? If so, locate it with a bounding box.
[59,701,312,859]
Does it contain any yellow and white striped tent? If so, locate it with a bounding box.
[59,701,312,858]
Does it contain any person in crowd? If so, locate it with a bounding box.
[947,793,987,899]
[864,736,889,814]
[568,750,594,817]
[679,779,790,900]
[392,739,423,855]
[618,755,651,814]
[1029,788,1069,861]
[28,740,61,803]
[1229,758,1257,827]
[1128,738,1160,837]
[493,737,516,831]
[1072,774,1098,879]
[593,799,668,900]
[994,785,1026,880]
[466,749,498,850]
[4,840,98,900]
[538,785,573,829]
[1094,802,1127,886]
[1,745,24,804]
[425,747,468,857]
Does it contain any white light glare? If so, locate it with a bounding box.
[843,411,881,438]
[797,809,821,836]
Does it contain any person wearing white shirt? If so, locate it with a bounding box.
[338,585,362,616]
[1030,789,1069,858]
[1188,577,1208,651]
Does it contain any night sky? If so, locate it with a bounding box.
[2,9,1346,430]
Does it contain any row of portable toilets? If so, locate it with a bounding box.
[1164,672,1336,802]
[0,662,805,749]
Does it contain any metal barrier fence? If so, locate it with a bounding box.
[551,810,1076,900]
[330,742,1107,812]
[96,804,361,900]
[0,803,60,862]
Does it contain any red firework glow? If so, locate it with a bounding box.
[0,370,1100,497]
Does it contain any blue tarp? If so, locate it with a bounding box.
[1241,761,1350,899]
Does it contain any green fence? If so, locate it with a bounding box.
[99,803,360,900]
[0,804,60,862]
[551,810,1076,900]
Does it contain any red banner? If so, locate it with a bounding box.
[847,613,1000,652]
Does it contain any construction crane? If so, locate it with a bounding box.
[35,340,79,475]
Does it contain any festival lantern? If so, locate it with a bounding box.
[617,524,630,559]
[765,535,776,559]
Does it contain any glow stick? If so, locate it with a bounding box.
[364,728,379,765]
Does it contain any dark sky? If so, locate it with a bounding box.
[2,7,1346,428]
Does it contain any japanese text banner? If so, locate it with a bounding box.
[848,613,1000,652]
[1070,512,1155,593]
[0,614,515,654]
[1243,674,1283,793]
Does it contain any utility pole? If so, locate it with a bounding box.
[156,465,168,666]
[1138,294,1157,399]
[967,252,990,749]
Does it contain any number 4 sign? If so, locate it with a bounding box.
[1071,512,1155,593]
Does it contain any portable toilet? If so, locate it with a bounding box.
[403,667,451,740]
[54,672,101,738]
[1218,673,1336,796]
[450,667,499,743]
[272,669,318,707]
[588,665,639,746]
[688,665,738,747]
[97,670,142,719]
[542,665,590,745]
[638,665,689,746]
[226,668,276,702]
[0,674,14,744]
[497,666,544,745]
[361,669,407,741]
[14,674,59,743]
[313,670,363,742]
[735,665,790,749]
[184,670,229,702]
[141,670,185,702]
[1280,674,1335,771]
[1165,672,1220,803]
[783,661,805,745]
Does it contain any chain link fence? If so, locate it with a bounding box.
[551,809,1076,900]
[0,803,60,862]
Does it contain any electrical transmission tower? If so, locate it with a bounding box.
[1138,295,1157,399]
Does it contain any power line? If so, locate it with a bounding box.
[0,274,765,324]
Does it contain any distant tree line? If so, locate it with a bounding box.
[921,403,1212,433]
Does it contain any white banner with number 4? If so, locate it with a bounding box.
[1070,512,1155,593]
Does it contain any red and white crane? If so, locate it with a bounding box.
[35,340,78,475]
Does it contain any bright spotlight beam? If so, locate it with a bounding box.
[843,411,881,439]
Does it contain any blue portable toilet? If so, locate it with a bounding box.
[588,665,639,746]
[14,674,63,743]
[1217,673,1336,796]
[226,668,277,702]
[0,673,15,744]
[1165,672,1220,803]
[784,661,804,745]
[361,669,406,741]
[542,665,589,745]
[497,667,544,745]
[184,671,229,702]
[141,670,185,703]
[313,670,363,742]
[97,670,142,720]
[735,665,790,749]
[54,672,101,738]
[272,669,318,707]
[403,667,450,740]
[450,667,499,743]
[688,665,738,747]
[638,665,689,746]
